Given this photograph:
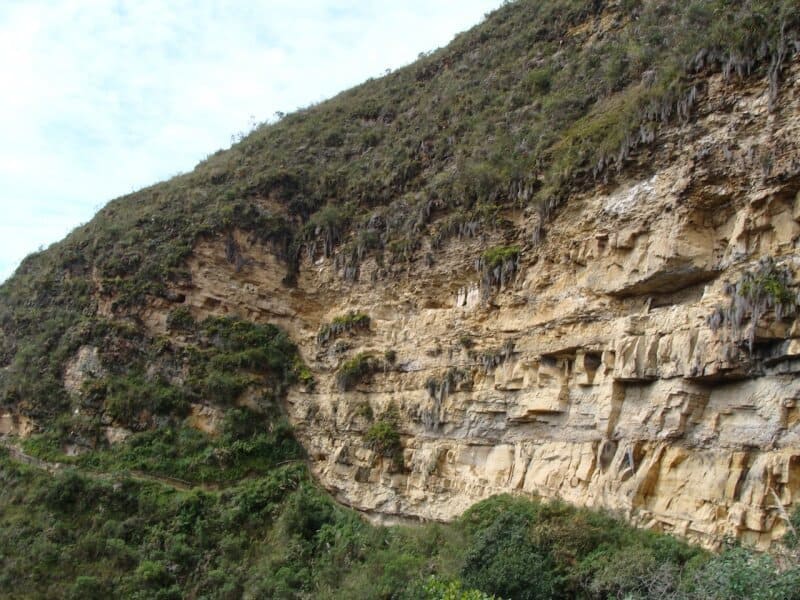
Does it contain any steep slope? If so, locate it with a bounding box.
[1,0,800,553]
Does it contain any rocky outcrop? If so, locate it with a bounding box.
[63,346,107,395]
[98,60,800,550]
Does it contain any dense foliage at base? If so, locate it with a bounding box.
[2,436,799,599]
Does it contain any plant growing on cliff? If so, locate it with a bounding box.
[317,311,371,345]
[364,404,404,468]
[355,400,374,421]
[293,356,315,390]
[708,256,799,352]
[472,340,516,373]
[458,335,475,350]
[423,368,472,430]
[335,352,381,391]
[166,307,195,332]
[476,245,520,298]
[1,0,799,429]
[364,420,401,458]
[303,203,353,258]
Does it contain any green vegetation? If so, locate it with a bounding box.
[420,578,497,600]
[14,315,303,454]
[335,352,382,391]
[355,400,374,421]
[708,256,798,352]
[478,246,521,297]
[79,412,302,485]
[364,420,402,461]
[22,406,303,486]
[293,356,316,389]
[317,312,371,345]
[165,307,195,332]
[2,1,800,597]
[479,246,521,271]
[458,335,475,350]
[4,446,800,600]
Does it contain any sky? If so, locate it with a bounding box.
[0,0,503,283]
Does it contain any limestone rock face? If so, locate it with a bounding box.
[63,346,106,396]
[133,61,800,549]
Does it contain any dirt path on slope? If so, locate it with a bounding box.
[0,437,214,492]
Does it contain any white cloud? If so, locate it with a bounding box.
[0,0,503,282]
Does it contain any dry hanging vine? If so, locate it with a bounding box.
[708,257,798,353]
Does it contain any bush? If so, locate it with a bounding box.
[336,352,380,391]
[461,510,558,600]
[686,546,800,600]
[420,577,498,600]
[364,420,402,458]
[43,471,90,512]
[68,576,111,600]
[478,246,521,297]
[480,245,520,270]
[166,307,195,332]
[200,370,252,405]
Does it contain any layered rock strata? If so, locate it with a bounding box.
[104,60,800,549]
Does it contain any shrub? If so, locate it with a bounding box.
[461,510,558,600]
[306,204,352,257]
[685,546,800,600]
[420,577,498,600]
[166,307,195,332]
[336,353,380,391]
[480,245,520,270]
[356,401,374,421]
[200,370,253,405]
[526,68,553,95]
[43,470,90,512]
[364,420,402,458]
[709,256,798,352]
[105,375,188,425]
[293,356,315,389]
[67,576,110,600]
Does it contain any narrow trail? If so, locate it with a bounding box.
[0,439,63,474]
[0,437,222,493]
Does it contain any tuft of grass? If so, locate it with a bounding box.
[364,420,402,458]
[480,246,520,270]
[335,352,381,391]
[317,312,371,345]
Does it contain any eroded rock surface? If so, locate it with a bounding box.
[122,61,800,549]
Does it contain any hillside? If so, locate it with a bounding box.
[2,0,800,597]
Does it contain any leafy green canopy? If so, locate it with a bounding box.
[3,448,799,600]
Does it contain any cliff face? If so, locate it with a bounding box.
[114,60,800,550]
[3,1,800,554]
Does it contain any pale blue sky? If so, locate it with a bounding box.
[0,0,503,282]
